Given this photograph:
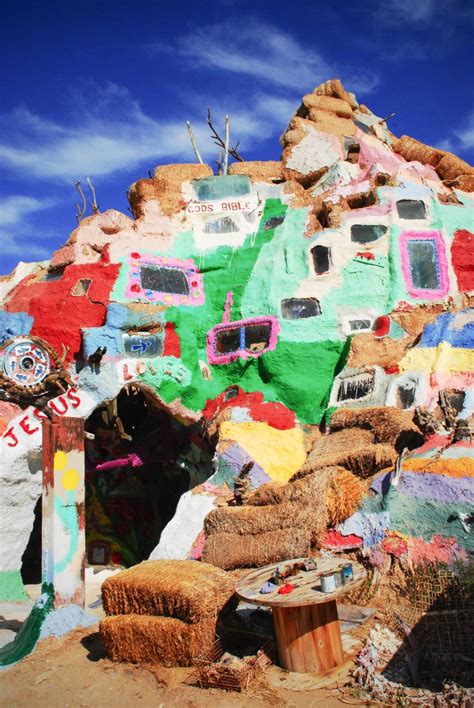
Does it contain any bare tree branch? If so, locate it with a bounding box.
[186,121,204,164]
[87,177,100,214]
[75,181,87,223]
[207,108,244,162]
[223,114,230,175]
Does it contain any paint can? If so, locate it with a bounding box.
[334,567,345,588]
[320,572,336,593]
[342,563,354,582]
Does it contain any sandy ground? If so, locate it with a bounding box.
[1,574,372,707]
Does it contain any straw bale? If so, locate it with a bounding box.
[393,135,441,167]
[228,160,284,182]
[454,174,474,192]
[204,500,313,536]
[153,163,213,182]
[296,442,397,480]
[313,79,358,109]
[247,464,344,505]
[306,428,374,460]
[99,614,216,667]
[307,111,356,137]
[102,559,235,623]
[302,94,353,118]
[246,464,362,523]
[202,527,313,570]
[436,153,474,181]
[329,406,424,451]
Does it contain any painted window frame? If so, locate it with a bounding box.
[125,253,204,306]
[207,316,280,365]
[399,231,449,300]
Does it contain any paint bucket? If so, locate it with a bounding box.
[320,572,336,593]
[334,567,345,588]
[342,563,354,582]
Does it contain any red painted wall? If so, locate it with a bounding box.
[4,263,120,362]
[451,229,474,292]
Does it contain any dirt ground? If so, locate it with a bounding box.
[1,624,368,707]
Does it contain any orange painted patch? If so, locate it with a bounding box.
[404,457,474,477]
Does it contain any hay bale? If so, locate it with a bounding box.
[305,428,374,464]
[393,135,441,167]
[99,614,216,667]
[322,467,366,525]
[296,443,397,480]
[202,527,313,570]
[302,94,353,117]
[436,153,474,181]
[329,406,424,451]
[204,500,314,536]
[247,464,341,505]
[102,560,235,622]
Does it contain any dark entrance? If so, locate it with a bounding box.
[84,386,213,568]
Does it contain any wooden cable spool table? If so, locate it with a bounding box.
[235,556,366,674]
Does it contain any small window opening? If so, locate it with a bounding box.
[245,323,271,353]
[374,173,391,186]
[311,244,331,274]
[264,215,285,231]
[406,239,440,290]
[43,266,65,281]
[204,216,239,234]
[72,278,92,296]
[281,298,322,319]
[314,202,333,229]
[140,265,190,296]
[441,389,465,415]
[337,371,375,402]
[350,224,387,244]
[397,381,417,409]
[346,143,360,163]
[224,386,239,401]
[349,319,372,332]
[215,328,241,354]
[347,191,377,210]
[396,200,426,220]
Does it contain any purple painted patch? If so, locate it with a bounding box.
[223,442,270,489]
[371,471,474,505]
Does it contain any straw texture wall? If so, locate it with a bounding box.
[102,559,235,622]
[204,500,318,537]
[99,614,216,667]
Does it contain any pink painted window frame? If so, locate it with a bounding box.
[125,253,204,306]
[207,316,280,365]
[399,230,449,300]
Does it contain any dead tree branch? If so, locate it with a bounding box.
[207,108,244,162]
[87,177,100,214]
[75,181,87,223]
[186,121,204,164]
[223,114,230,175]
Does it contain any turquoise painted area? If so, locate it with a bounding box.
[0,583,54,667]
[361,488,474,551]
[0,570,28,601]
[54,492,78,574]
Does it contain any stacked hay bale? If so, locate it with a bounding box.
[202,466,365,570]
[100,560,235,666]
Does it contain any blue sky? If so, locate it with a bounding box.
[1,0,473,276]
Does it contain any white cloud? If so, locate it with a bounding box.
[438,111,474,155]
[0,195,57,258]
[0,82,299,183]
[386,0,435,21]
[156,20,379,97]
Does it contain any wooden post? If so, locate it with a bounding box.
[272,601,344,673]
[42,417,85,608]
